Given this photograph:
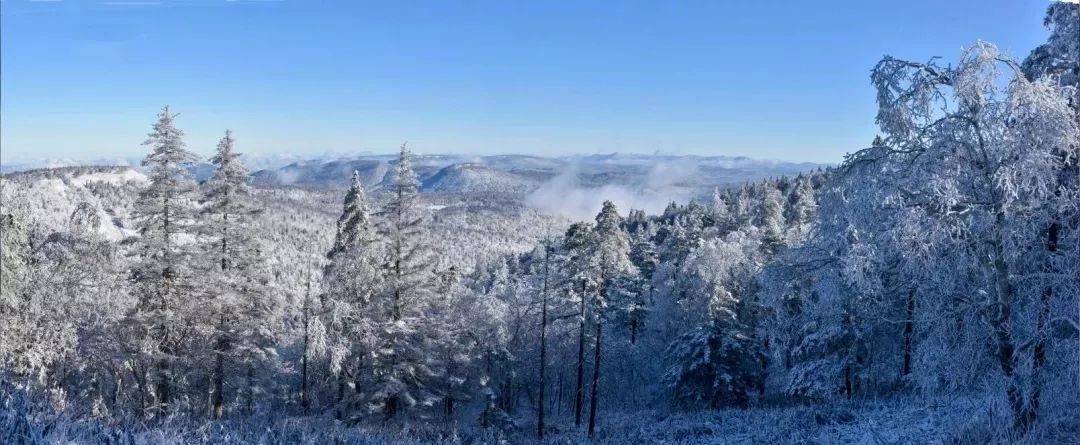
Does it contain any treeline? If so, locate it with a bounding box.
[0,3,1077,441]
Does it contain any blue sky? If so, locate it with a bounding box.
[0,0,1054,163]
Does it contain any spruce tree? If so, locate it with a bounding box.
[371,143,438,419]
[588,200,635,437]
[562,221,594,427]
[127,106,200,417]
[759,186,786,255]
[322,170,381,418]
[202,130,275,418]
[329,171,371,259]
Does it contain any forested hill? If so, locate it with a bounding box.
[1,4,1077,444]
[3,153,826,194]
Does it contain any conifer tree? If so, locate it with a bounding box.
[127,106,200,417]
[587,200,635,437]
[371,143,438,419]
[759,187,786,255]
[562,221,594,427]
[202,130,275,418]
[322,170,380,417]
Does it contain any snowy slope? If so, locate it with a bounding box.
[1,166,147,241]
[421,163,540,194]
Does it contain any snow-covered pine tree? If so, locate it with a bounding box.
[370,143,439,419]
[665,227,763,406]
[758,186,785,256]
[587,200,636,437]
[709,188,735,235]
[732,185,754,228]
[535,241,554,438]
[784,175,816,242]
[329,171,371,260]
[322,170,381,418]
[126,106,200,417]
[665,282,758,409]
[627,229,658,343]
[428,265,474,420]
[560,221,595,427]
[201,130,277,418]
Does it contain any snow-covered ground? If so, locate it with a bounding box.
[5,382,1075,445]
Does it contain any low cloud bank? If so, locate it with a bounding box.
[525,161,698,221]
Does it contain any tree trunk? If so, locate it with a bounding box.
[157,198,172,419]
[112,373,121,413]
[246,365,255,416]
[574,280,587,427]
[354,356,364,394]
[385,395,399,420]
[537,247,549,439]
[759,339,768,396]
[336,369,346,420]
[587,310,602,438]
[213,217,230,420]
[555,371,564,415]
[989,209,1024,430]
[1025,221,1059,429]
[157,342,170,417]
[300,315,310,412]
[212,337,225,419]
[843,365,852,399]
[299,348,309,414]
[300,273,312,414]
[901,288,916,377]
[131,364,147,417]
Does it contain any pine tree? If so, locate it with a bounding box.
[784,175,816,233]
[588,200,635,437]
[627,230,658,343]
[127,106,200,417]
[536,241,554,439]
[759,186,785,255]
[710,188,735,234]
[322,170,380,418]
[666,283,757,408]
[732,185,754,228]
[562,221,594,427]
[202,130,275,418]
[329,171,371,259]
[371,143,438,419]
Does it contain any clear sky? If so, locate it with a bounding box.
[0,0,1055,164]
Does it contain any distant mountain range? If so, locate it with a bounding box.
[1,152,831,233]
[0,153,328,175]
[245,153,828,197]
[2,153,829,206]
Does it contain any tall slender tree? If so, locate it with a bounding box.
[588,201,634,437]
[536,241,553,439]
[127,106,200,417]
[322,170,380,418]
[371,143,438,419]
[202,130,274,418]
[562,222,594,427]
